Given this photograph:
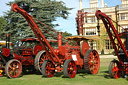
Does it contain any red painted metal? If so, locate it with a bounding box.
[13,38,43,66]
[76,10,88,35]
[89,50,100,74]
[57,32,62,47]
[80,41,89,57]
[95,10,128,78]
[2,48,10,57]
[95,10,128,60]
[112,61,122,78]
[11,3,100,78]
[21,38,39,42]
[5,59,22,78]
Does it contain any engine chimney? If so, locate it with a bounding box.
[58,32,62,47]
[5,34,10,48]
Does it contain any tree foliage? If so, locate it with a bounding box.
[0,17,7,37]
[3,0,72,44]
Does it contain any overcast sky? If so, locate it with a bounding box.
[0,0,121,35]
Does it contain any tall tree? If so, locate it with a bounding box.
[0,17,7,40]
[3,0,72,44]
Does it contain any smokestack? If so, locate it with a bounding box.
[58,32,62,47]
[79,0,82,10]
[101,0,104,7]
[5,34,10,48]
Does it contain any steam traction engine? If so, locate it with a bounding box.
[0,36,43,78]
[0,34,22,78]
[96,10,128,79]
[13,38,43,74]
[12,3,100,78]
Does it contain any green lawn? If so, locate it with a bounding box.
[0,58,128,85]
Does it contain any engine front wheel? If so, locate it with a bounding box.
[41,60,55,77]
[5,59,22,78]
[109,59,122,79]
[63,59,77,78]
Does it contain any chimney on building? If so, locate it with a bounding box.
[79,0,82,10]
[104,3,107,7]
[101,0,104,8]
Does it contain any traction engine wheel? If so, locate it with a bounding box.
[84,50,100,74]
[80,41,89,58]
[41,60,55,77]
[33,45,43,55]
[34,51,48,73]
[63,59,77,78]
[109,59,122,79]
[5,59,22,78]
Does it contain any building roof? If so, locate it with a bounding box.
[66,35,100,41]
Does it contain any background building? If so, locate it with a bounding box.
[78,0,128,54]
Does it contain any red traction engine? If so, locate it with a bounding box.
[0,34,22,78]
[96,10,128,79]
[12,3,100,78]
[13,38,43,74]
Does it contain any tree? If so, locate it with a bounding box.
[0,17,7,40]
[3,0,72,45]
[62,31,72,37]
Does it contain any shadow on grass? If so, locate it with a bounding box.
[100,71,112,79]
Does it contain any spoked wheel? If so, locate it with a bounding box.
[63,59,77,78]
[34,51,48,73]
[41,60,55,77]
[84,50,100,74]
[109,59,122,79]
[5,59,22,78]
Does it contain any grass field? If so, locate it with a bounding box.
[0,58,128,85]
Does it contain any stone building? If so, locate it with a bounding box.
[78,0,128,54]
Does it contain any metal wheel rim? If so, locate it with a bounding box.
[34,51,48,73]
[67,61,77,78]
[89,50,100,74]
[84,50,100,74]
[45,61,55,77]
[112,61,121,78]
[6,60,22,78]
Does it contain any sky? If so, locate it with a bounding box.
[0,0,121,35]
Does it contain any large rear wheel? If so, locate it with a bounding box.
[84,50,100,74]
[5,59,22,78]
[34,51,48,73]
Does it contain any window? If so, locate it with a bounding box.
[105,40,113,50]
[85,28,97,35]
[85,16,97,23]
[88,41,97,50]
[120,13,128,20]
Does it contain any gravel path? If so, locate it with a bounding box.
[99,55,117,58]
